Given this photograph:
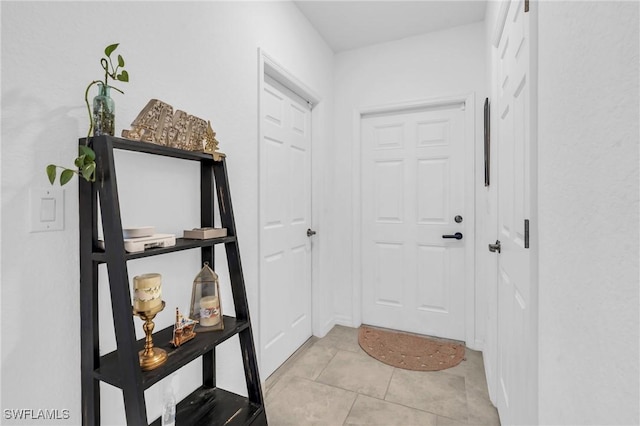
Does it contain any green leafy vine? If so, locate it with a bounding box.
[47,43,129,185]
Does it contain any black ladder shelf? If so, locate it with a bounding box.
[80,135,267,425]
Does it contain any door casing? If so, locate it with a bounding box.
[351,93,479,349]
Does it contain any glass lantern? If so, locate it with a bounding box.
[189,262,224,331]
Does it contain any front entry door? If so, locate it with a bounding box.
[495,0,537,423]
[260,75,312,379]
[361,104,467,341]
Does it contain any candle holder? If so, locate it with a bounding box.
[189,263,224,332]
[133,301,167,371]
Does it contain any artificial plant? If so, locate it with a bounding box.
[47,43,129,185]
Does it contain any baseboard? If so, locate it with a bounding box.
[314,317,335,339]
[334,314,357,328]
[467,338,484,352]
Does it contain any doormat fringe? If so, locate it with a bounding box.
[358,325,465,371]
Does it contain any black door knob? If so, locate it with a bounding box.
[442,232,463,240]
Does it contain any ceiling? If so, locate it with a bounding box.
[294,1,488,53]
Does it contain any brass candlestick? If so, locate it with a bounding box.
[133,301,167,371]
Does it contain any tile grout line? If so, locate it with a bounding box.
[379,369,463,421]
[264,328,497,426]
[462,375,471,424]
[341,392,360,426]
[313,343,391,402]
[379,396,444,420]
[339,391,459,424]
[312,344,340,382]
[264,336,317,396]
[331,333,480,423]
[382,367,395,400]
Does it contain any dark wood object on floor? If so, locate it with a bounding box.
[80,135,267,425]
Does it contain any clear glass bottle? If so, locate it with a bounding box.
[93,83,115,136]
[161,379,176,426]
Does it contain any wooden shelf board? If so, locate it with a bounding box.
[91,236,236,263]
[83,136,220,162]
[94,316,249,390]
[149,387,265,426]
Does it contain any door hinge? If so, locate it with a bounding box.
[524,219,530,249]
[525,0,530,13]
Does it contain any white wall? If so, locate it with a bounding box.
[0,2,333,424]
[537,1,639,424]
[331,22,487,347]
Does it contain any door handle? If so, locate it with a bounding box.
[488,240,501,253]
[442,232,463,240]
[307,228,317,237]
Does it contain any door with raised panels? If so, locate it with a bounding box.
[361,105,467,341]
[495,0,537,423]
[260,75,312,379]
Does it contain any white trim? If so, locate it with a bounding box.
[257,51,266,382]
[351,108,363,331]
[257,48,323,379]
[484,0,512,406]
[352,93,477,346]
[262,51,321,106]
[359,95,471,117]
[528,2,540,421]
[463,92,478,351]
[334,314,357,328]
[318,318,335,338]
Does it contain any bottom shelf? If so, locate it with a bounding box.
[150,387,265,426]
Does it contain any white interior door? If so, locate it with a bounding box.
[495,0,537,424]
[361,105,467,341]
[260,75,312,379]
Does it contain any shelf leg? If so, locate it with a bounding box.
[80,168,100,425]
[94,136,148,425]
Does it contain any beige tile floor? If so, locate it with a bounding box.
[264,325,500,426]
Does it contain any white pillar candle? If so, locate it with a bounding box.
[133,273,162,311]
[199,295,221,327]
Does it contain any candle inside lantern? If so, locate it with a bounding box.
[133,273,162,312]
[199,295,221,327]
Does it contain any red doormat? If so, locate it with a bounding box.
[358,325,465,371]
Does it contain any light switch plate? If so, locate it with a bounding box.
[30,188,64,232]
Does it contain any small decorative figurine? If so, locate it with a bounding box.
[170,308,198,347]
[200,121,226,161]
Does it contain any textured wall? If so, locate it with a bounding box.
[0,2,333,424]
[537,1,639,424]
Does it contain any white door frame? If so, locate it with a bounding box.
[257,49,322,377]
[351,93,478,348]
[484,0,511,405]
